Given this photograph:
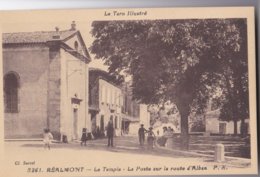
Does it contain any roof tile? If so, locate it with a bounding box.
[3,30,77,44]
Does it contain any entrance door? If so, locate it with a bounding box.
[73,108,78,139]
[122,121,130,134]
[100,115,105,137]
[100,115,104,132]
[219,123,226,134]
[91,113,97,132]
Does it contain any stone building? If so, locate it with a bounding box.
[189,101,250,135]
[205,109,250,135]
[3,22,91,141]
[89,70,151,137]
[89,68,123,136]
[121,81,150,135]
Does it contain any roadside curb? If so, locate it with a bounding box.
[155,142,251,167]
[155,142,213,158]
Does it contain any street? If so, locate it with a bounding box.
[3,135,252,177]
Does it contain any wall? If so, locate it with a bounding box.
[89,75,99,108]
[205,118,220,134]
[96,79,122,136]
[139,104,150,129]
[47,46,61,139]
[60,49,89,141]
[128,121,139,135]
[121,81,140,117]
[3,45,49,138]
[206,118,246,134]
[204,105,250,135]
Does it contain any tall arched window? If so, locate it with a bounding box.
[4,72,19,113]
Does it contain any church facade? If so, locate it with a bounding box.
[3,22,91,141]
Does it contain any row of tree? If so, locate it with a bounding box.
[90,19,249,149]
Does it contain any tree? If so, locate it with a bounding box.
[90,19,248,149]
[213,19,248,135]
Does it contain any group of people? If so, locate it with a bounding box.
[42,120,160,150]
[80,117,115,147]
[138,124,156,149]
[157,126,175,147]
[81,117,115,147]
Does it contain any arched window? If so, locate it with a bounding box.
[74,41,79,51]
[4,72,19,113]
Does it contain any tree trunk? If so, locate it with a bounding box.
[175,84,193,151]
[180,112,189,150]
[240,118,246,137]
[233,119,238,135]
[177,98,191,150]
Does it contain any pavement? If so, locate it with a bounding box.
[2,135,253,177]
[5,136,251,166]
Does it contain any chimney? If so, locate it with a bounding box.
[71,21,76,31]
[55,27,59,32]
[52,26,60,39]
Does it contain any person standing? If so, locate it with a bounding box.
[43,128,53,150]
[107,117,114,147]
[80,128,87,146]
[138,124,147,146]
[147,127,156,149]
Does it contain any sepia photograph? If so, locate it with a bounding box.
[0,7,257,176]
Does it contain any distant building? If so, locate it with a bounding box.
[188,99,250,135]
[121,82,150,135]
[205,109,250,135]
[3,22,91,141]
[89,68,123,136]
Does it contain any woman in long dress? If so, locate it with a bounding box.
[147,127,156,149]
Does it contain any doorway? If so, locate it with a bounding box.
[73,108,78,139]
[219,123,227,134]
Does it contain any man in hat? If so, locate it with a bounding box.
[138,124,147,146]
[107,117,114,147]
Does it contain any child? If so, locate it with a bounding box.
[43,128,53,150]
[81,128,87,146]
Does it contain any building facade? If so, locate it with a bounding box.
[3,22,91,141]
[89,68,123,137]
[89,69,152,137]
[121,81,150,135]
[205,109,250,135]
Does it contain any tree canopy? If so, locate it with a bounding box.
[90,18,249,145]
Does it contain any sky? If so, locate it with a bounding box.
[2,20,108,71]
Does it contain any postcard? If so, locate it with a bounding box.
[0,7,257,176]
